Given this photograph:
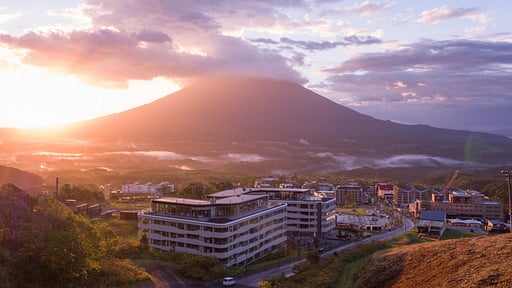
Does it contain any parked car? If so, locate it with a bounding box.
[223,277,236,286]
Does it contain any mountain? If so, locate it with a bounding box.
[3,76,512,174]
[0,165,44,189]
[69,77,512,160]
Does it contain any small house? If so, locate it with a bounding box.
[417,210,447,236]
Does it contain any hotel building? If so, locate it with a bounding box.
[138,194,287,266]
[336,182,365,206]
[413,189,504,220]
[393,186,431,208]
[209,187,337,239]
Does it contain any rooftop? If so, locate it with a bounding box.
[208,187,311,199]
[420,210,446,222]
[154,194,267,206]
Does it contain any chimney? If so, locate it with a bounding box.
[55,177,59,199]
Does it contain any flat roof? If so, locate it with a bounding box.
[153,194,267,206]
[153,197,211,205]
[214,194,267,204]
[208,187,311,198]
[208,188,246,198]
[420,210,446,221]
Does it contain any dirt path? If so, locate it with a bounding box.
[142,264,190,288]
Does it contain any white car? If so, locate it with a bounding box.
[223,277,236,286]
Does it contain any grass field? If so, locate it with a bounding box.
[105,218,140,240]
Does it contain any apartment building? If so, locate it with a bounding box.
[413,189,504,220]
[115,182,174,199]
[138,194,287,266]
[376,183,394,201]
[209,187,337,239]
[336,182,364,206]
[393,186,430,208]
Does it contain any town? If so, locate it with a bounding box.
[122,174,510,270]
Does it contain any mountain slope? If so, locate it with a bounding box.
[65,76,512,164]
[354,233,512,288]
[72,77,380,142]
[0,166,44,189]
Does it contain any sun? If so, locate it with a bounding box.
[0,66,180,129]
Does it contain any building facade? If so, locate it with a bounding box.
[336,182,364,206]
[376,183,394,201]
[414,190,504,220]
[209,187,337,239]
[417,210,447,236]
[393,186,430,208]
[138,194,287,266]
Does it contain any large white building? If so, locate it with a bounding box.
[138,187,336,266]
[138,194,287,266]
[209,187,337,239]
[118,182,174,198]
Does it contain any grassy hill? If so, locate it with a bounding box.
[354,233,512,288]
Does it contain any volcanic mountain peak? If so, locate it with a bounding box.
[46,76,512,168]
[73,76,377,142]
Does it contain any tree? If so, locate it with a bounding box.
[307,251,320,264]
[12,197,120,286]
[210,181,235,192]
[139,233,149,251]
[60,184,104,203]
[0,184,146,287]
[179,182,212,199]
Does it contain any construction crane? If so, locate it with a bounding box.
[439,169,460,200]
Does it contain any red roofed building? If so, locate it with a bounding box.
[376,183,394,201]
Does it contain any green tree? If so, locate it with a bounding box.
[15,198,115,286]
[60,184,104,203]
[0,184,146,287]
[179,182,212,199]
[210,181,235,192]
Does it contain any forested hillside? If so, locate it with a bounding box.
[0,183,148,287]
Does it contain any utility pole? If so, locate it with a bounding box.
[501,170,512,233]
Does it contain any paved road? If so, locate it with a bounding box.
[238,217,415,287]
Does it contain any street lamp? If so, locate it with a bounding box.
[501,170,512,233]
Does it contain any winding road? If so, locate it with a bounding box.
[238,217,415,287]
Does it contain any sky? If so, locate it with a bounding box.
[0,1,511,136]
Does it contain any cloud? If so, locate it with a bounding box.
[0,0,306,87]
[105,150,265,163]
[109,151,190,161]
[0,28,303,87]
[221,154,265,163]
[248,35,381,55]
[135,29,172,43]
[323,39,512,107]
[335,1,391,16]
[279,35,381,51]
[312,152,467,170]
[250,38,279,45]
[0,11,22,24]
[418,5,486,24]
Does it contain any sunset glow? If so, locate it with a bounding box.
[0,62,179,128]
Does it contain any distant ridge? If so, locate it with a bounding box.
[0,166,44,189]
